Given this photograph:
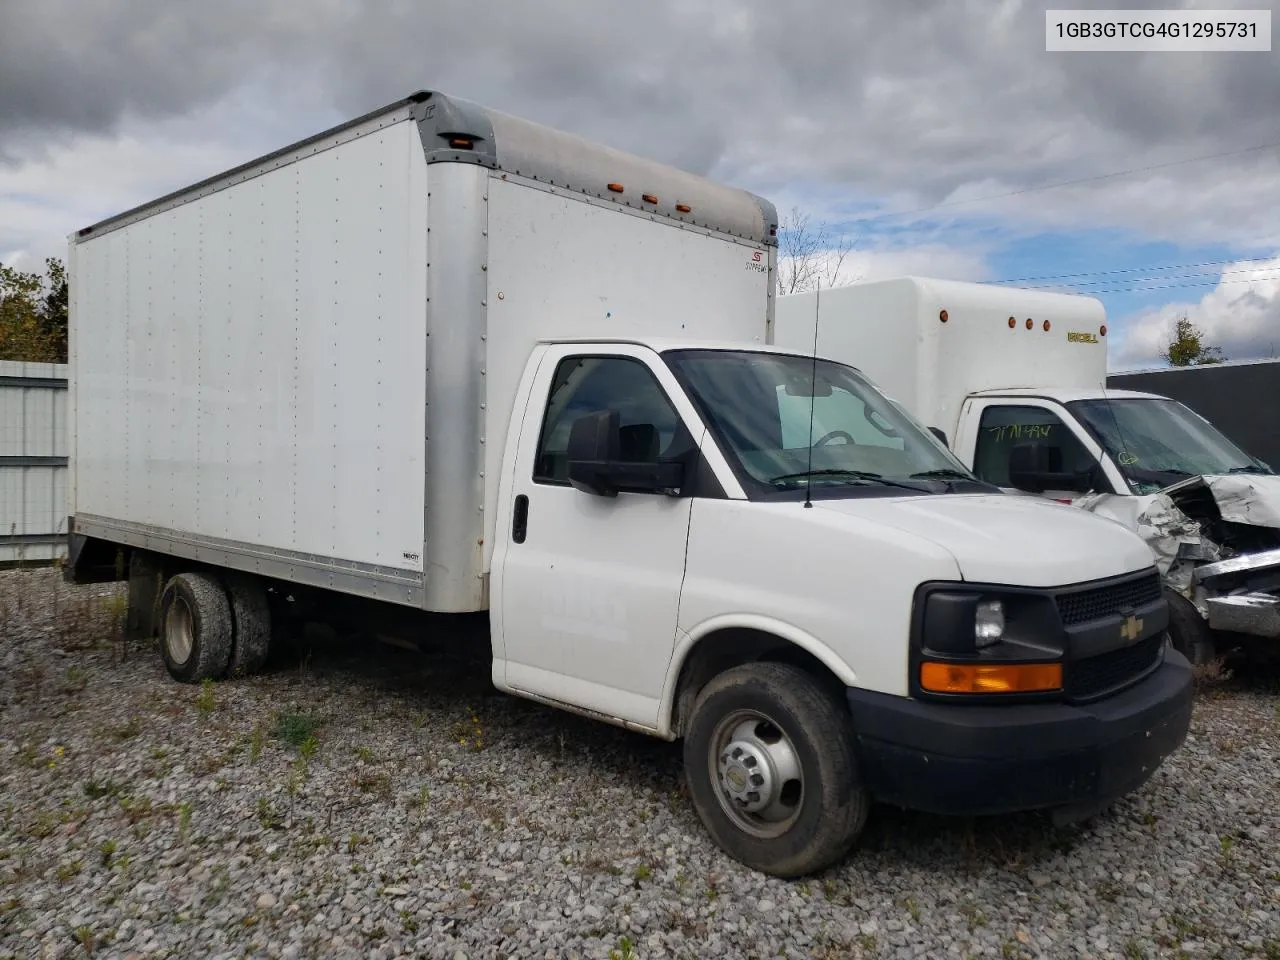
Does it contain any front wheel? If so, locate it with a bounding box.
[683,662,869,878]
[1165,589,1216,666]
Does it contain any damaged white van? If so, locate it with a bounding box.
[774,276,1280,667]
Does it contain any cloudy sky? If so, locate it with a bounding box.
[3,0,1278,369]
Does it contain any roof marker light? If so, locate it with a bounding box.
[1043,319,1051,332]
[1025,318,1034,330]
[642,193,658,204]
[939,309,949,323]
[1100,324,1108,337]
[1008,316,1016,329]
[607,183,624,193]
[675,203,692,213]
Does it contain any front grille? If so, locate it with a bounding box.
[1056,571,1162,626]
[1067,633,1164,701]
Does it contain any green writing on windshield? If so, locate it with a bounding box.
[985,423,1054,443]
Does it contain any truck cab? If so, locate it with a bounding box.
[491,335,1192,875]
[774,276,1280,666]
[952,384,1280,663]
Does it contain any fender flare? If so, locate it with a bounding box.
[657,613,859,738]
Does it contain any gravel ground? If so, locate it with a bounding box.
[2,567,1279,960]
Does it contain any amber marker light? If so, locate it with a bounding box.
[919,661,1063,694]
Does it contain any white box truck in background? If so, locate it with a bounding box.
[67,92,1192,877]
[775,276,1280,667]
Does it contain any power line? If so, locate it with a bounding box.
[859,138,1280,223]
[1002,262,1280,293]
[993,271,1280,297]
[986,255,1280,286]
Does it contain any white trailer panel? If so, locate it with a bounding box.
[70,90,777,611]
[774,277,1108,438]
[72,120,429,597]
[0,361,69,563]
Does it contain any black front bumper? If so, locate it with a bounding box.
[846,649,1194,817]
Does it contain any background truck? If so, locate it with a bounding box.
[774,276,1280,666]
[1108,358,1280,471]
[67,91,1191,878]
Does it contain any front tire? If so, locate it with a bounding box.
[159,573,233,683]
[1165,589,1216,666]
[683,662,869,878]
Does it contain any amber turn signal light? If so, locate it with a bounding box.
[919,661,1062,694]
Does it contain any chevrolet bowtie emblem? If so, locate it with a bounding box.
[1120,614,1143,642]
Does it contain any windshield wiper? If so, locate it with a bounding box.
[768,469,929,492]
[908,468,975,481]
[1227,464,1268,474]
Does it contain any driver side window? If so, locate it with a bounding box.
[973,405,1095,488]
[533,355,684,485]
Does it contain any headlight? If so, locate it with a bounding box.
[974,599,1005,648]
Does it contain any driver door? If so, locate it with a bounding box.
[494,345,700,728]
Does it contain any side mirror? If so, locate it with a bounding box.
[928,426,949,447]
[1008,443,1095,494]
[566,411,685,497]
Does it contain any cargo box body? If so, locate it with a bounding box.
[773,276,1107,440]
[69,91,777,613]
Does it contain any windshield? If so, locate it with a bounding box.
[1068,397,1272,493]
[663,348,977,497]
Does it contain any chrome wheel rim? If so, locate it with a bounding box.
[165,596,195,665]
[708,709,804,839]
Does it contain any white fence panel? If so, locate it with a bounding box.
[0,360,68,564]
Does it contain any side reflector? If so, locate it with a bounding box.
[607,183,624,193]
[642,193,658,204]
[675,203,692,213]
[919,661,1062,694]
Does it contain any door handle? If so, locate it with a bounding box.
[512,494,529,543]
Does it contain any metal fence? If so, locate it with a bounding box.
[0,360,68,565]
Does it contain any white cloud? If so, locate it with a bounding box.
[780,243,992,293]
[1110,254,1280,370]
[4,0,1280,279]
[1,86,336,268]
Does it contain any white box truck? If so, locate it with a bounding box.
[775,276,1280,667]
[66,92,1192,878]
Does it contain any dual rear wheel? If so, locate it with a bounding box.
[157,570,272,683]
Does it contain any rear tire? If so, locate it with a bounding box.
[224,573,272,678]
[1165,589,1216,666]
[158,573,233,683]
[683,661,868,878]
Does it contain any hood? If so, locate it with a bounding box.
[814,493,1154,588]
[1201,474,1280,528]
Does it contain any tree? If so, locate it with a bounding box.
[0,257,68,363]
[776,207,858,295]
[1161,315,1225,367]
